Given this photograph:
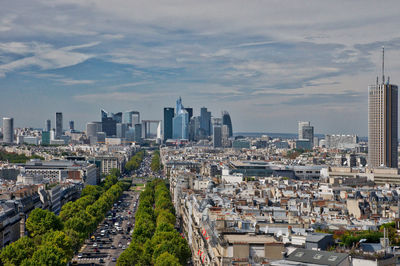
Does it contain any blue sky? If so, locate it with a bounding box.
[1,0,400,135]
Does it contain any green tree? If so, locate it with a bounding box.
[29,245,68,265]
[81,185,103,199]
[41,230,74,259]
[155,252,181,266]
[26,208,63,237]
[0,236,35,265]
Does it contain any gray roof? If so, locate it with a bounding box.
[287,248,349,266]
[306,233,332,243]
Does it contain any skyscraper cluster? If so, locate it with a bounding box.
[164,97,233,147]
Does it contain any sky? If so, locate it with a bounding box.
[1,0,400,136]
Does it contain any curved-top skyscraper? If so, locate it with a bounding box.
[222,111,233,137]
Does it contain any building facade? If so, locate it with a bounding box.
[2,117,14,144]
[164,107,174,141]
[368,50,398,168]
[55,112,63,139]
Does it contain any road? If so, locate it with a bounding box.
[71,189,139,265]
[71,153,160,265]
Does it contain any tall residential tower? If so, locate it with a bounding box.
[368,47,398,168]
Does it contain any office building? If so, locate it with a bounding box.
[116,123,128,139]
[123,110,140,126]
[298,121,314,147]
[55,112,63,139]
[69,120,74,131]
[172,97,189,139]
[134,123,142,142]
[222,111,233,137]
[368,47,398,168]
[200,107,211,137]
[212,118,222,148]
[2,117,14,144]
[41,131,50,145]
[101,109,123,136]
[184,107,193,120]
[46,119,51,132]
[86,122,102,138]
[189,116,200,141]
[325,135,358,149]
[163,107,174,141]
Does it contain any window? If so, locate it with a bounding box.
[328,256,338,261]
[295,252,304,258]
[313,254,323,260]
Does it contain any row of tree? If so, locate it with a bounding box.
[150,150,162,172]
[0,169,130,265]
[0,150,44,163]
[125,150,145,172]
[117,179,191,266]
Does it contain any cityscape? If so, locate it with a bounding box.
[2,1,400,266]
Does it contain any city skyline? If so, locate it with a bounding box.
[1,1,400,135]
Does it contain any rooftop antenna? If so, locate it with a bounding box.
[382,46,385,84]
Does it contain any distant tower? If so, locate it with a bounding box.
[55,112,63,139]
[368,47,398,168]
[222,111,233,137]
[163,107,174,141]
[46,119,51,132]
[172,97,189,139]
[3,117,14,144]
[69,120,74,131]
[298,121,314,145]
[212,118,222,148]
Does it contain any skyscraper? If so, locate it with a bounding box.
[172,97,189,139]
[101,109,121,136]
[163,107,174,141]
[212,118,222,148]
[200,107,211,137]
[69,120,74,131]
[55,112,63,139]
[222,111,233,137]
[123,110,140,126]
[298,121,314,145]
[46,119,51,132]
[3,117,14,144]
[184,107,193,120]
[368,47,398,168]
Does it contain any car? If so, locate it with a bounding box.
[112,257,117,262]
[77,253,83,259]
[93,243,97,247]
[99,258,105,263]
[118,243,122,248]
[122,245,126,250]
[111,245,116,249]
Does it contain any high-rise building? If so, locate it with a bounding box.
[134,123,142,142]
[101,109,122,137]
[222,111,233,137]
[123,110,140,126]
[200,107,211,137]
[41,131,50,145]
[69,120,74,131]
[116,123,128,139]
[163,107,174,141]
[184,107,193,120]
[298,121,314,146]
[86,122,102,138]
[3,117,14,144]
[212,118,222,148]
[55,112,63,139]
[368,47,398,168]
[46,119,51,132]
[172,97,189,139]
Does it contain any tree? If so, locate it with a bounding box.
[26,208,63,237]
[0,236,35,265]
[41,230,74,259]
[155,252,181,266]
[81,185,103,200]
[156,210,176,226]
[28,245,68,265]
